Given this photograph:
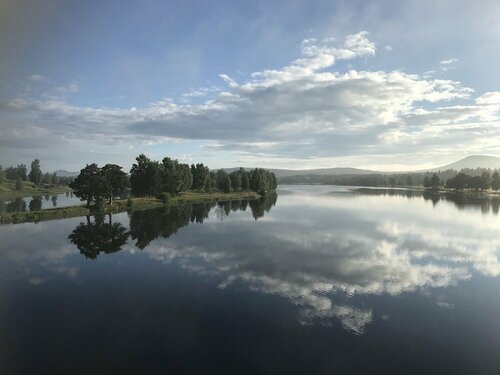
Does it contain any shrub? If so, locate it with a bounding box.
[157,192,171,204]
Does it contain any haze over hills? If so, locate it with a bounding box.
[53,170,79,177]
[429,155,500,171]
[229,155,500,178]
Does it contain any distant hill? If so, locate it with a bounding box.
[431,155,500,171]
[53,170,79,177]
[226,155,500,178]
[225,167,376,178]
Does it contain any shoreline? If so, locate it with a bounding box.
[0,191,261,225]
[0,184,72,200]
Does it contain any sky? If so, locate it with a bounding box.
[1,0,500,172]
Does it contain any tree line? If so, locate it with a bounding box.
[0,159,74,189]
[278,168,500,191]
[445,171,500,191]
[69,154,277,207]
[129,154,276,197]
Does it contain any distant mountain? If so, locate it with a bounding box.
[53,169,79,177]
[431,155,500,171]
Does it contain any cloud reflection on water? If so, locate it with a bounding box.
[2,188,500,334]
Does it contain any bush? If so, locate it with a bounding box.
[157,192,171,204]
[126,198,133,208]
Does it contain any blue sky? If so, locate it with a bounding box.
[1,0,500,172]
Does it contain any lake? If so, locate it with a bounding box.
[1,185,500,374]
[0,192,82,213]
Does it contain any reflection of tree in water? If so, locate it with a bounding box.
[69,198,279,256]
[29,196,43,211]
[215,201,232,220]
[356,188,500,215]
[51,195,58,207]
[129,198,278,249]
[249,192,278,219]
[69,214,129,259]
[0,197,27,213]
[130,203,216,249]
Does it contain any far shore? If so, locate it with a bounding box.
[0,180,72,200]
[349,185,500,197]
[0,190,261,225]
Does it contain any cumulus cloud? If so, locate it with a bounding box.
[1,32,499,169]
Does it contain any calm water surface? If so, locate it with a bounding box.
[1,185,500,374]
[0,192,82,213]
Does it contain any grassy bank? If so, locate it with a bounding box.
[0,190,261,225]
[0,180,72,200]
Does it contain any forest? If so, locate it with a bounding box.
[278,168,500,192]
[69,154,277,208]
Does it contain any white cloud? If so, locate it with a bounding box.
[476,91,500,105]
[1,32,499,169]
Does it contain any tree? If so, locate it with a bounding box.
[423,175,431,188]
[161,157,192,195]
[191,163,209,190]
[18,164,28,181]
[249,168,277,195]
[406,174,413,187]
[481,170,491,191]
[216,169,231,192]
[430,173,440,189]
[0,165,4,184]
[69,163,104,208]
[470,175,482,191]
[161,157,177,195]
[175,162,193,193]
[130,154,161,197]
[241,173,250,190]
[100,164,127,205]
[15,178,22,191]
[8,164,28,181]
[491,172,500,191]
[205,171,217,192]
[230,169,243,190]
[220,175,231,193]
[446,172,470,190]
[42,172,52,185]
[29,159,42,185]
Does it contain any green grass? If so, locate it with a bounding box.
[0,190,261,225]
[0,180,72,199]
